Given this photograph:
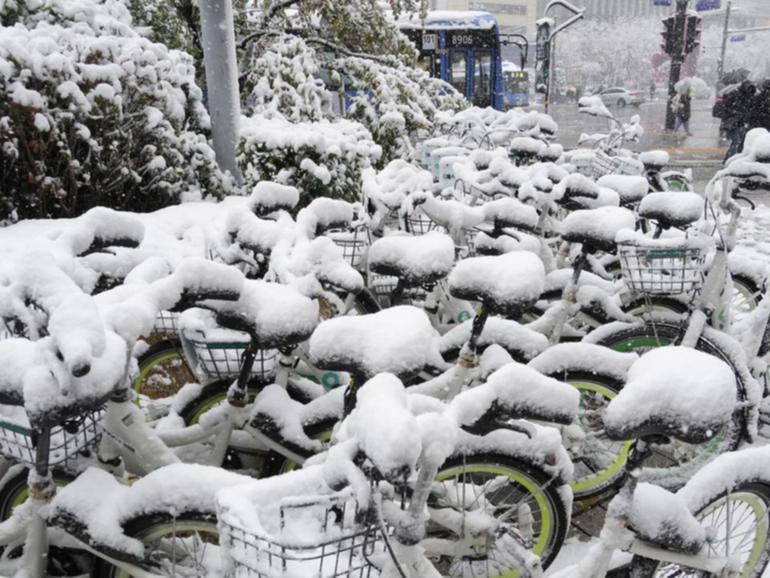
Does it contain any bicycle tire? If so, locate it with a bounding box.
[91,511,220,577]
[546,371,632,500]
[592,322,745,489]
[133,339,195,405]
[628,481,770,578]
[429,453,569,575]
[0,467,88,576]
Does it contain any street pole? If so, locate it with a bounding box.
[716,0,733,92]
[199,0,243,184]
[665,0,689,132]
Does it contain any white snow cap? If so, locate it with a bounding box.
[596,175,649,204]
[448,251,545,314]
[528,342,638,384]
[561,207,636,249]
[604,347,736,443]
[481,197,539,230]
[638,150,670,167]
[248,181,300,214]
[309,306,439,378]
[368,232,455,283]
[639,192,703,225]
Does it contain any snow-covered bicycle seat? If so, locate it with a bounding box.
[597,175,649,207]
[638,149,670,171]
[448,252,545,317]
[603,347,736,444]
[481,197,539,231]
[212,280,319,350]
[248,181,300,217]
[309,306,439,380]
[561,206,636,253]
[638,192,703,229]
[368,232,455,287]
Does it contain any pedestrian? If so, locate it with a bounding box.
[674,87,692,136]
[649,79,656,101]
[749,79,770,132]
[721,79,757,161]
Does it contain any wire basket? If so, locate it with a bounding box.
[618,241,706,295]
[591,150,615,179]
[367,273,427,305]
[185,331,277,383]
[328,227,370,269]
[0,409,102,468]
[405,210,445,236]
[152,310,179,336]
[220,490,386,578]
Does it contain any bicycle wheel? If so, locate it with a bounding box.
[592,322,744,489]
[731,274,762,324]
[427,454,568,576]
[92,512,221,577]
[558,372,633,500]
[629,482,770,578]
[133,339,195,405]
[0,467,88,576]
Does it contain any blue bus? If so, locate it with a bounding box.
[502,62,530,108]
[399,12,505,110]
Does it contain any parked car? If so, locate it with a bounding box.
[598,87,645,107]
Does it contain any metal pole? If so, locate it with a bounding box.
[716,0,733,92]
[665,0,689,131]
[546,36,555,114]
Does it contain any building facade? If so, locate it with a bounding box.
[537,0,669,21]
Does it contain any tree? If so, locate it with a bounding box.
[0,0,230,222]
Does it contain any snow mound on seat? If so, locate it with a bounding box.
[528,342,637,383]
[368,232,455,282]
[639,192,703,224]
[481,197,539,230]
[604,347,736,443]
[630,483,705,553]
[248,181,299,214]
[450,362,579,425]
[448,251,545,314]
[638,150,670,167]
[597,175,649,204]
[562,207,635,248]
[309,306,439,378]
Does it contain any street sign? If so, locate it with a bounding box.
[695,0,720,11]
[654,0,671,5]
[730,33,746,42]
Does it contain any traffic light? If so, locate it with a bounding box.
[684,14,702,54]
[661,15,676,55]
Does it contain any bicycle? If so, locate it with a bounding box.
[550,345,770,578]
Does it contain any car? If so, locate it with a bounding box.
[597,87,645,107]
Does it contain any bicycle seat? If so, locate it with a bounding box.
[213,281,319,350]
[597,175,649,207]
[629,483,705,555]
[368,232,455,287]
[561,207,636,253]
[448,252,545,317]
[603,347,736,444]
[639,150,670,171]
[308,306,439,380]
[248,181,299,216]
[638,192,703,229]
[481,197,539,231]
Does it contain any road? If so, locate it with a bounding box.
[538,99,728,193]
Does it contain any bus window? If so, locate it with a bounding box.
[473,50,491,107]
[450,51,467,94]
[417,54,436,78]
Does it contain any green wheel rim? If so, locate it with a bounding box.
[568,381,633,496]
[609,336,673,353]
[133,349,193,404]
[434,463,555,577]
[112,519,221,578]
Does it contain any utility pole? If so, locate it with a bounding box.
[199,0,243,184]
[716,0,733,92]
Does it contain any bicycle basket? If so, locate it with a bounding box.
[184,331,277,383]
[152,310,179,336]
[405,210,445,236]
[0,409,102,468]
[220,490,386,578]
[618,240,706,295]
[591,151,615,179]
[328,227,370,269]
